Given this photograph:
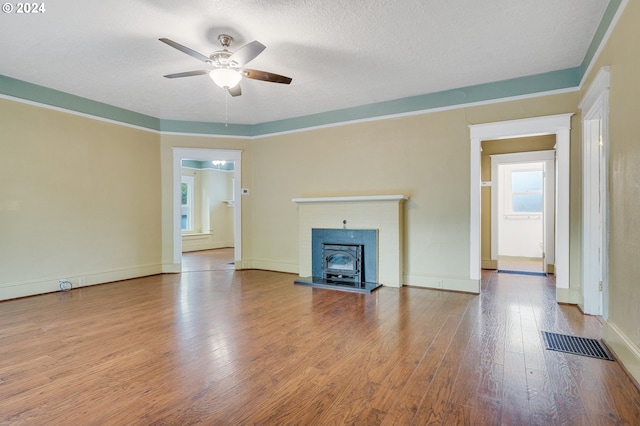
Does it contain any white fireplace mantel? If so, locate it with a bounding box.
[292,195,408,204]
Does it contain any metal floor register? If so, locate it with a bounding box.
[542,331,614,361]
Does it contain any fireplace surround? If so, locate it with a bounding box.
[295,228,381,293]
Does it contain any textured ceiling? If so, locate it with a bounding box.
[0,0,609,125]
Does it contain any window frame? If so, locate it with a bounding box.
[505,168,544,215]
[181,175,195,233]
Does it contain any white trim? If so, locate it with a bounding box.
[252,88,578,139]
[0,263,163,302]
[161,131,249,139]
[604,321,640,385]
[292,195,408,203]
[0,93,161,134]
[580,66,610,317]
[489,150,555,164]
[580,67,611,112]
[172,148,243,268]
[245,259,299,274]
[470,137,482,278]
[180,175,195,232]
[0,86,579,140]
[403,274,480,293]
[469,114,573,295]
[181,165,235,172]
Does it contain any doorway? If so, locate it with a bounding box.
[180,160,235,248]
[171,148,243,270]
[491,150,555,275]
[469,113,573,300]
[498,163,544,273]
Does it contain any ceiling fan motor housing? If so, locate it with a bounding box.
[209,50,238,68]
[218,34,233,48]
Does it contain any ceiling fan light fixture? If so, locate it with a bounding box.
[209,68,242,89]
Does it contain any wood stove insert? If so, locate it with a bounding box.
[294,228,381,293]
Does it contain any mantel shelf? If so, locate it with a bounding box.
[292,195,409,204]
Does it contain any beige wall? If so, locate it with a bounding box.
[0,82,582,299]
[249,94,581,291]
[480,135,557,270]
[582,1,640,382]
[0,98,161,299]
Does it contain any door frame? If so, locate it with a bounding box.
[491,150,555,273]
[172,147,243,268]
[579,66,610,317]
[469,113,573,300]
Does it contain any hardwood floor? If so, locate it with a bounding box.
[1,269,639,425]
[497,256,544,273]
[181,248,235,272]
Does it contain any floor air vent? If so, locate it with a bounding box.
[542,331,614,361]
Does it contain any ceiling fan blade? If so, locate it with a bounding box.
[229,41,266,66]
[228,84,242,97]
[242,69,292,84]
[159,38,210,63]
[163,70,209,79]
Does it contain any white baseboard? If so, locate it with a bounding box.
[404,274,480,293]
[0,264,163,301]
[243,259,298,274]
[556,287,582,305]
[482,259,498,270]
[604,321,640,386]
[182,233,233,252]
[162,263,181,273]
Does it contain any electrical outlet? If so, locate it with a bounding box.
[58,279,72,291]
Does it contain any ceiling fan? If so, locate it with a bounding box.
[159,34,292,97]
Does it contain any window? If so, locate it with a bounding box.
[181,176,194,231]
[510,169,543,213]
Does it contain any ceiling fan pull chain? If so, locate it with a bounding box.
[225,90,229,127]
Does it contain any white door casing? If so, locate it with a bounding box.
[172,148,243,268]
[469,113,572,298]
[579,67,610,317]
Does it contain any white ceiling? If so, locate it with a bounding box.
[0,0,609,125]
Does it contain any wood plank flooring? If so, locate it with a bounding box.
[497,256,544,273]
[181,248,235,272]
[1,256,639,425]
